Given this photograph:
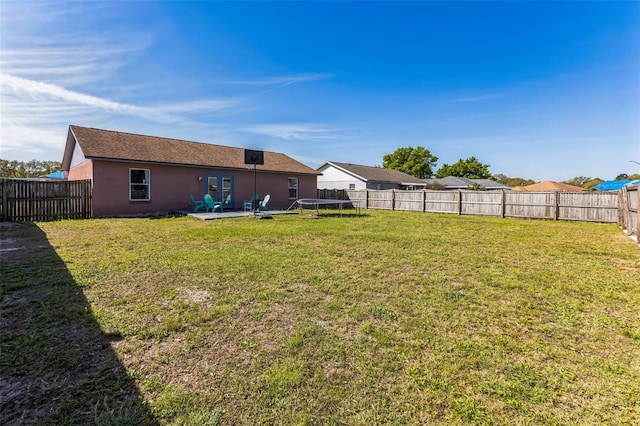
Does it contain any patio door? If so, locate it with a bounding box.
[206,174,234,205]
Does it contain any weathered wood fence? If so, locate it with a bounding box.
[317,188,621,223]
[618,184,639,242]
[0,178,92,221]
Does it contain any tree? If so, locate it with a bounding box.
[613,173,640,180]
[493,174,535,187]
[564,176,592,187]
[435,157,492,179]
[0,159,61,178]
[583,178,604,190]
[382,146,438,179]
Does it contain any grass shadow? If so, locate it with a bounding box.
[0,222,158,425]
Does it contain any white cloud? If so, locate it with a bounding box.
[450,93,507,103]
[2,73,146,114]
[210,73,334,86]
[1,73,238,124]
[241,124,342,140]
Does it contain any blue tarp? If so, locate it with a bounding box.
[44,171,64,179]
[593,180,640,191]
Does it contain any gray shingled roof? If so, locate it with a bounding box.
[424,176,511,189]
[62,125,318,175]
[324,161,426,185]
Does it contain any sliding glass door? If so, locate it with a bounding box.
[206,174,234,206]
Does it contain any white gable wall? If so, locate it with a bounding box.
[70,142,87,168]
[317,165,367,190]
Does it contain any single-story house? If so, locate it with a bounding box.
[61,125,319,217]
[512,181,585,192]
[316,161,427,190]
[423,176,511,190]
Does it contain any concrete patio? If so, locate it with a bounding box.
[183,209,297,220]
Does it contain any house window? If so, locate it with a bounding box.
[130,168,150,201]
[288,177,298,199]
[349,183,355,190]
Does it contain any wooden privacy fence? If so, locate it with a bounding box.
[618,184,639,241]
[318,188,621,223]
[1,178,92,221]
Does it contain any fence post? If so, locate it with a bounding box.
[1,179,7,222]
[458,190,462,215]
[629,186,640,245]
[554,191,559,221]
[501,189,506,218]
[617,189,624,227]
[422,189,426,212]
[392,190,396,211]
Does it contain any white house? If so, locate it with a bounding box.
[317,161,427,190]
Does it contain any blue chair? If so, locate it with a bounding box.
[189,194,206,212]
[204,194,223,212]
[243,194,259,211]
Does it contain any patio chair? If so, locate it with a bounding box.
[243,194,259,211]
[204,194,223,212]
[189,194,206,212]
[223,193,232,208]
[258,194,270,211]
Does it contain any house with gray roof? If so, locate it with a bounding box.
[61,125,319,217]
[317,161,426,190]
[424,176,511,190]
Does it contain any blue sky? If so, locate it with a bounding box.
[1,1,638,181]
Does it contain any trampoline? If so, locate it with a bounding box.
[294,199,362,217]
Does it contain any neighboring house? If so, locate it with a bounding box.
[61,125,319,217]
[423,176,511,190]
[317,161,427,190]
[512,181,585,192]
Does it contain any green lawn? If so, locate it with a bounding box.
[1,210,639,425]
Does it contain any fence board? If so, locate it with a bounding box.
[424,190,460,214]
[505,191,556,220]
[394,190,424,211]
[461,191,503,216]
[367,190,394,210]
[1,179,92,221]
[557,191,619,222]
[618,185,638,243]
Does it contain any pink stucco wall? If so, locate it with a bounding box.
[69,160,317,217]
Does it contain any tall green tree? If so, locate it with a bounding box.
[382,146,438,179]
[435,157,492,179]
[583,178,604,190]
[0,159,61,178]
[564,176,592,187]
[493,174,535,187]
[613,173,640,180]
